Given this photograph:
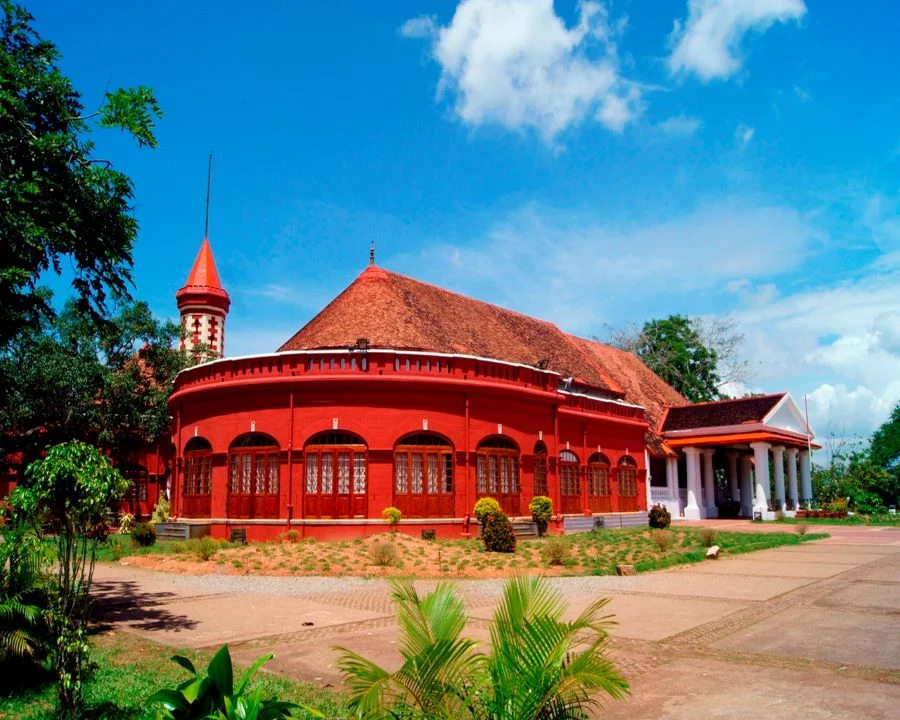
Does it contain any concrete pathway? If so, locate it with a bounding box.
[92,521,900,718]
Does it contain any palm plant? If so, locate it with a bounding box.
[335,576,629,719]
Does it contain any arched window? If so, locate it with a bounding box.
[617,455,639,511]
[533,441,548,497]
[559,450,581,513]
[183,438,212,517]
[304,431,367,519]
[120,463,149,503]
[228,433,280,519]
[588,453,611,513]
[476,437,520,516]
[394,433,454,518]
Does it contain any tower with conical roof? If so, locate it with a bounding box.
[176,238,230,358]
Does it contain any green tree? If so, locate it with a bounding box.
[0,299,189,458]
[335,576,628,719]
[11,440,129,717]
[611,315,723,402]
[0,0,161,349]
[870,402,900,472]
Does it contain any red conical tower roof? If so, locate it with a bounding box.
[176,238,230,312]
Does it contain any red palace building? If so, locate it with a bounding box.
[162,239,818,540]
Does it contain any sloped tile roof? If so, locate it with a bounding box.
[661,393,786,432]
[570,337,686,457]
[278,265,626,394]
[181,238,224,290]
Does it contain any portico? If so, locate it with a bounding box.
[651,394,818,520]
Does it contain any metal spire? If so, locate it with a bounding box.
[204,152,213,238]
[369,240,375,266]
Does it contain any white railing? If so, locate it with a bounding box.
[650,487,671,500]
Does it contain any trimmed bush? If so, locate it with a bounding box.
[529,496,553,537]
[483,513,516,553]
[648,504,671,529]
[369,540,399,567]
[382,506,402,531]
[541,536,570,566]
[474,497,503,525]
[131,521,156,547]
[650,529,673,552]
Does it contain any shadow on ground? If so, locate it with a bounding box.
[90,580,198,633]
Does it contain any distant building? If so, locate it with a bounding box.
[162,240,818,540]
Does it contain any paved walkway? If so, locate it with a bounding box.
[92,521,900,718]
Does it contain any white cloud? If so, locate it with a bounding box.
[401,0,642,141]
[669,0,807,81]
[658,114,702,137]
[735,123,754,146]
[399,15,438,39]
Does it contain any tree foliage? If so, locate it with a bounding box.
[0,0,161,348]
[870,402,900,471]
[608,314,750,402]
[0,298,190,458]
[335,576,628,719]
[12,440,129,717]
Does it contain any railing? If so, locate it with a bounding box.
[650,487,671,500]
[173,350,646,422]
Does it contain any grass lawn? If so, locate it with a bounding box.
[98,526,829,578]
[775,515,900,527]
[0,632,346,720]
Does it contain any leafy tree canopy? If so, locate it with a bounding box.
[870,402,900,472]
[611,314,734,403]
[0,1,161,348]
[0,298,191,457]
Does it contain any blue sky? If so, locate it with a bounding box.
[27,0,900,440]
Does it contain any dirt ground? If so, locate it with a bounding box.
[93,521,900,719]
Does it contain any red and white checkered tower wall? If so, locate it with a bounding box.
[176,238,231,359]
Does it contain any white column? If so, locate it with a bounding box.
[683,447,702,520]
[702,449,717,518]
[772,445,786,512]
[786,448,799,510]
[739,456,753,517]
[750,441,772,515]
[645,449,654,510]
[726,452,740,501]
[666,456,678,499]
[800,449,812,505]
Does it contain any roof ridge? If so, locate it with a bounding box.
[671,392,785,409]
[560,333,624,395]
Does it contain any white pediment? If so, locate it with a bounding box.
[763,394,814,437]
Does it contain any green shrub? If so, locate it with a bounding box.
[474,497,503,524]
[529,496,553,536]
[118,512,135,535]
[648,504,671,529]
[482,512,516,553]
[148,644,298,719]
[700,527,717,547]
[369,541,399,567]
[131,522,156,547]
[852,490,886,516]
[279,529,301,543]
[541,536,570,566]
[827,498,848,514]
[195,535,218,561]
[150,497,170,524]
[382,506,402,530]
[650,529,673,552]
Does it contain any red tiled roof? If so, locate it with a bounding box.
[570,337,686,456]
[661,394,786,432]
[182,238,224,290]
[278,265,627,394]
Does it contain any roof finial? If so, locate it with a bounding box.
[369,240,375,266]
[204,152,213,239]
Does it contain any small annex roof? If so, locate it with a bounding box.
[278,265,627,395]
[661,394,786,432]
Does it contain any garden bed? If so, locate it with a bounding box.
[103,527,829,579]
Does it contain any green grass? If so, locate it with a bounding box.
[0,632,346,719]
[775,515,900,526]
